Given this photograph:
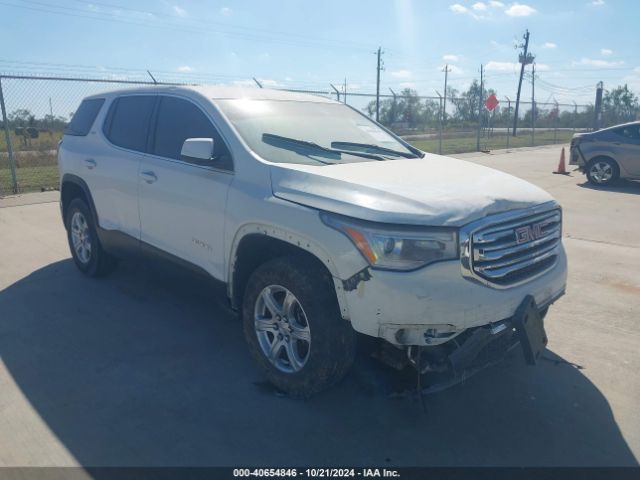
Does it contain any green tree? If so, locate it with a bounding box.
[365,89,437,130]
[8,109,35,127]
[603,84,639,125]
[451,80,495,125]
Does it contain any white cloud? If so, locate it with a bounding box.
[622,69,640,93]
[504,3,536,16]
[443,54,460,62]
[260,79,280,87]
[176,65,193,72]
[600,48,613,56]
[220,7,232,16]
[472,2,487,10]
[439,64,464,74]
[390,69,412,78]
[173,5,187,17]
[591,0,605,5]
[233,78,281,88]
[485,61,520,71]
[573,57,624,68]
[543,42,557,49]
[489,0,504,6]
[486,61,549,71]
[449,4,468,14]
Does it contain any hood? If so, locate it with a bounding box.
[270,153,555,226]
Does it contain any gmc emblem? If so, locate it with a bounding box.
[515,222,548,245]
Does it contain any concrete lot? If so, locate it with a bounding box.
[0,144,638,467]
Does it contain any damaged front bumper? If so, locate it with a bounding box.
[340,244,567,347]
[403,295,549,392]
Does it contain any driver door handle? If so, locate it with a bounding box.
[83,158,97,169]
[140,171,157,184]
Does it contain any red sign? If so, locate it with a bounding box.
[485,94,499,111]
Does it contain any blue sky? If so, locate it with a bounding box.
[0,0,638,105]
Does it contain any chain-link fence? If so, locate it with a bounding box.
[0,73,599,195]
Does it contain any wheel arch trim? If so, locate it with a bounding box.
[227,223,350,319]
[60,174,99,228]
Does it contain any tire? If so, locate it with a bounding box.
[586,157,619,186]
[66,198,117,277]
[242,255,356,397]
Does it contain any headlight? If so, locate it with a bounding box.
[321,213,458,271]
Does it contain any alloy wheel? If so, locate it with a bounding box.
[254,285,311,373]
[70,211,92,264]
[589,161,613,183]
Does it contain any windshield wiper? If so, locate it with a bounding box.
[263,133,385,161]
[330,141,421,159]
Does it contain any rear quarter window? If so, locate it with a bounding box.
[65,98,105,136]
[103,95,156,152]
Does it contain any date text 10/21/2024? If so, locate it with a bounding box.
[232,469,401,478]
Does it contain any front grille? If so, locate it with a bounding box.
[470,208,561,286]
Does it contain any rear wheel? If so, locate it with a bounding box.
[66,198,117,276]
[586,157,619,186]
[242,256,356,397]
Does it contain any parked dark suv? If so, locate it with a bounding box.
[569,121,640,186]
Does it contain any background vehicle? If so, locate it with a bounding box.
[58,86,567,397]
[569,121,640,186]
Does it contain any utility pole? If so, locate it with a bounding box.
[442,64,451,124]
[553,98,559,143]
[594,81,604,130]
[476,64,483,152]
[531,63,535,146]
[572,101,578,133]
[389,88,398,126]
[375,46,384,122]
[505,96,511,149]
[343,77,347,104]
[513,29,534,136]
[435,90,443,155]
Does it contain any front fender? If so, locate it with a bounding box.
[226,222,365,320]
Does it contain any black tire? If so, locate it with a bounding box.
[586,157,619,186]
[65,198,117,277]
[242,255,356,397]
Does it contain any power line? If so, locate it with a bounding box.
[0,0,375,52]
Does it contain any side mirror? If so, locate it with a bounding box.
[181,138,214,162]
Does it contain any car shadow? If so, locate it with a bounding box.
[577,178,640,195]
[0,258,637,467]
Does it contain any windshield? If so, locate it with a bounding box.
[217,99,418,166]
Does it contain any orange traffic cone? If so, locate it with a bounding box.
[553,147,570,175]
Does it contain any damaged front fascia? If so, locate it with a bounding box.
[342,267,372,292]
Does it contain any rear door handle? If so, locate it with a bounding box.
[140,171,157,184]
[83,158,97,169]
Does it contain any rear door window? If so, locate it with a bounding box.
[103,95,156,152]
[65,98,105,136]
[151,96,232,170]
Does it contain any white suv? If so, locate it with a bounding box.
[58,86,567,396]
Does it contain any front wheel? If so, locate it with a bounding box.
[242,256,356,397]
[586,157,619,186]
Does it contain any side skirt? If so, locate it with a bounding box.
[96,227,227,289]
